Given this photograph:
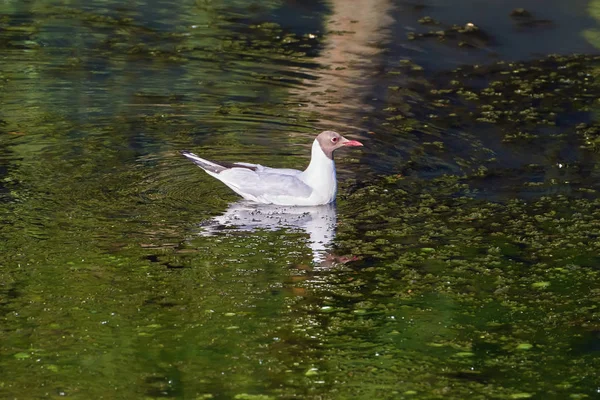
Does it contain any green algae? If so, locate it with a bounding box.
[319,175,600,398]
[318,49,600,393]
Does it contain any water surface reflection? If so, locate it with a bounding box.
[291,0,395,133]
[199,201,337,263]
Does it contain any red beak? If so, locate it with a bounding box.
[343,140,363,147]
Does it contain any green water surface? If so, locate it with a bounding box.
[1,0,599,399]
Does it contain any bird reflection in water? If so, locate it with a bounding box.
[198,201,353,264]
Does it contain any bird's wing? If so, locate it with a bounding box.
[260,166,303,176]
[181,152,303,176]
[229,163,302,177]
[181,152,263,174]
[218,168,313,200]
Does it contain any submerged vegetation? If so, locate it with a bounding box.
[1,0,600,399]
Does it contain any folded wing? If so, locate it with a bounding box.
[218,168,313,202]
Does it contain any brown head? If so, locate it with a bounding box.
[316,130,363,160]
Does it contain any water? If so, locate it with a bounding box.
[1,0,600,398]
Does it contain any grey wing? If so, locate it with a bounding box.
[261,166,303,176]
[232,163,302,177]
[218,169,312,199]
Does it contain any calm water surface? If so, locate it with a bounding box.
[1,0,600,399]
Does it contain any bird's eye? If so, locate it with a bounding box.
[331,137,338,143]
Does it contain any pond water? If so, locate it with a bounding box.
[1,0,600,399]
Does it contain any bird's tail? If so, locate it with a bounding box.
[180,151,227,174]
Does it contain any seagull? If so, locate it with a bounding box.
[181,130,363,206]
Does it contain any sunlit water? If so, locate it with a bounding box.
[1,0,600,399]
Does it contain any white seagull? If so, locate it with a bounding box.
[181,130,363,206]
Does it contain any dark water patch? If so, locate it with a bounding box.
[443,370,491,384]
[569,329,600,355]
[144,252,196,270]
[361,54,600,200]
[144,373,184,398]
[0,284,21,319]
[390,0,599,71]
